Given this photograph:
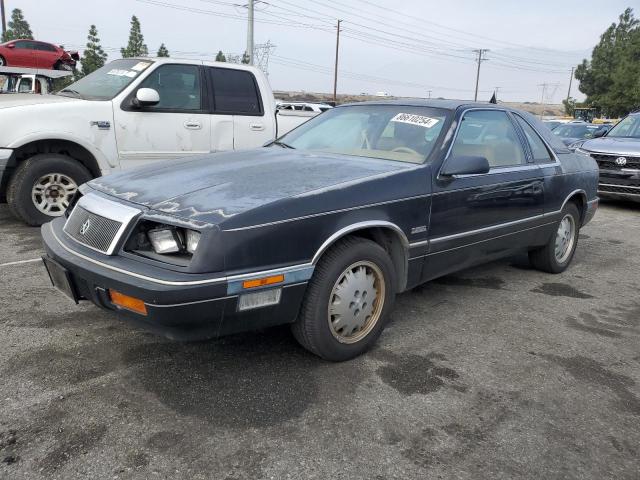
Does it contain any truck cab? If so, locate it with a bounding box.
[0,58,313,225]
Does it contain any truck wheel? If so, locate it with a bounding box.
[292,236,397,361]
[529,203,580,274]
[7,154,92,226]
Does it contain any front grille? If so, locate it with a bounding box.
[63,206,123,253]
[591,153,640,171]
[598,184,640,196]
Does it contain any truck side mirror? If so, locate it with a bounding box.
[132,88,160,108]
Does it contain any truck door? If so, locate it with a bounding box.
[113,63,211,169]
[207,66,274,149]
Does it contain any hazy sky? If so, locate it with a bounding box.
[6,0,633,102]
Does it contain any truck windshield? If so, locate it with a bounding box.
[55,59,154,100]
[279,104,449,164]
[606,114,640,139]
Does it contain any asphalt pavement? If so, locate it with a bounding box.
[0,200,639,480]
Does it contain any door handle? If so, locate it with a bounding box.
[184,121,202,130]
[250,123,265,131]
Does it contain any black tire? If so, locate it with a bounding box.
[291,236,397,361]
[529,202,581,274]
[0,55,6,67]
[6,154,92,226]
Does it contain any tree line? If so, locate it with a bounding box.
[570,7,639,118]
[1,8,246,78]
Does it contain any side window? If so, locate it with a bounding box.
[36,43,57,52]
[136,64,202,111]
[13,40,31,49]
[514,115,552,162]
[209,67,262,115]
[451,110,526,168]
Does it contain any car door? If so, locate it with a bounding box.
[207,66,273,150]
[113,63,211,169]
[8,40,36,67]
[34,42,59,69]
[423,109,545,281]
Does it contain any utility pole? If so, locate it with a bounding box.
[472,49,489,102]
[1,0,6,40]
[333,19,341,103]
[566,67,574,103]
[427,90,432,99]
[246,0,254,65]
[538,83,548,118]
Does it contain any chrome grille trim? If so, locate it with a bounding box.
[63,193,141,255]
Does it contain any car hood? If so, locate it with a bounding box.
[0,93,80,109]
[581,136,640,156]
[88,148,412,225]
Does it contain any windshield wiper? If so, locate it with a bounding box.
[273,140,295,149]
[58,89,82,97]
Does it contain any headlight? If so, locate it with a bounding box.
[146,226,200,255]
[185,229,201,254]
[574,147,590,155]
[148,227,183,254]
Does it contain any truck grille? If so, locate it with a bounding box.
[63,206,123,253]
[591,153,640,171]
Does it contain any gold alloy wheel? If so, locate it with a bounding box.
[327,260,385,344]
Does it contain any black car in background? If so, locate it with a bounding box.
[553,122,608,147]
[574,111,640,202]
[41,100,599,361]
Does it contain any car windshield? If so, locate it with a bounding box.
[55,59,154,100]
[606,114,640,138]
[278,104,449,164]
[553,124,599,139]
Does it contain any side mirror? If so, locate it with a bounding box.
[441,155,490,177]
[132,88,160,107]
[593,128,606,138]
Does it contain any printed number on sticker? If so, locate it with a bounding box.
[391,113,440,128]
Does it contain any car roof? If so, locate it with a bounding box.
[126,56,264,75]
[338,98,520,112]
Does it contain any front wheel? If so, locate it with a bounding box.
[292,237,397,361]
[529,203,581,273]
[6,154,92,226]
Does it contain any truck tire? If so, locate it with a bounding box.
[7,154,92,226]
[291,236,397,361]
[529,202,581,274]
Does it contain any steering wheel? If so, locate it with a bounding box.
[391,146,420,156]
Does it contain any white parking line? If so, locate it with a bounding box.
[0,258,42,267]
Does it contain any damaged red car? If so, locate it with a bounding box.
[0,39,79,70]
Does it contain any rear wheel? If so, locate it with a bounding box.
[7,154,91,226]
[529,202,580,273]
[292,237,397,361]
[0,55,5,66]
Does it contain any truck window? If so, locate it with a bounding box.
[208,67,262,115]
[137,64,202,111]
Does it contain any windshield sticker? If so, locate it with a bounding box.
[106,69,137,77]
[131,62,151,72]
[391,113,440,128]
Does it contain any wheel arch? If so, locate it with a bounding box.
[561,189,587,224]
[7,138,102,177]
[311,221,410,292]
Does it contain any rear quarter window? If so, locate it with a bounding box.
[208,67,263,115]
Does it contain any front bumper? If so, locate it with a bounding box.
[41,219,309,341]
[597,167,640,202]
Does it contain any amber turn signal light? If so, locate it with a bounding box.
[108,289,148,316]
[242,274,284,289]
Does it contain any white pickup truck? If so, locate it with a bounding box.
[0,58,316,225]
